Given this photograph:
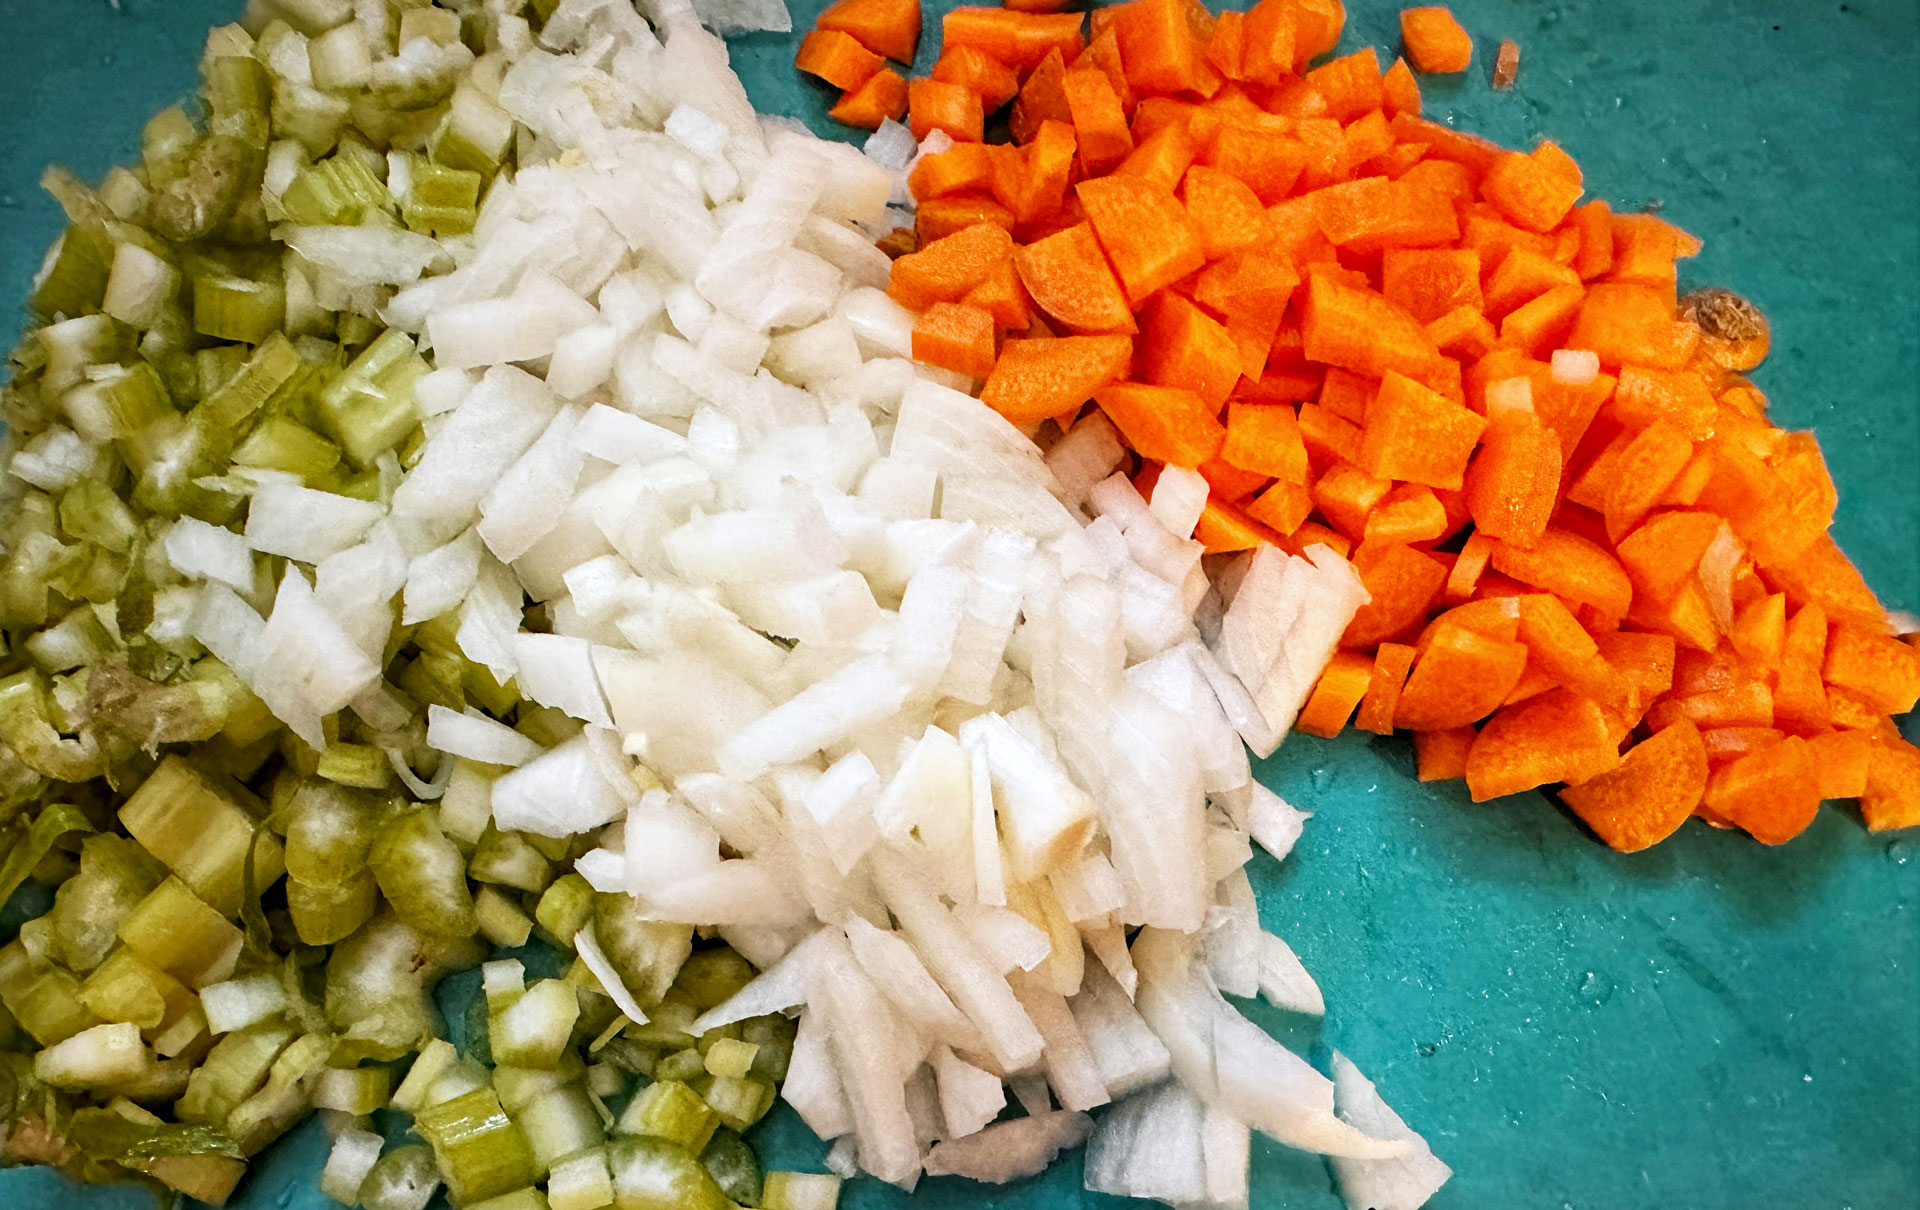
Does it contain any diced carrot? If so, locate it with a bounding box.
[1627,579,1721,653]
[1140,293,1244,409]
[1221,402,1308,482]
[1078,174,1208,305]
[798,29,886,91]
[1608,212,1699,291]
[1296,650,1376,738]
[1239,0,1297,86]
[1565,282,1700,371]
[1382,248,1483,326]
[1389,112,1503,179]
[1247,478,1314,535]
[1400,6,1473,74]
[979,334,1134,424]
[1824,623,1920,715]
[1205,9,1248,79]
[829,67,911,129]
[1460,411,1559,547]
[908,143,996,201]
[1396,617,1531,730]
[1094,381,1227,468]
[1481,141,1583,233]
[1344,541,1449,646]
[1614,509,1721,603]
[915,194,1016,241]
[1312,461,1393,538]
[1198,457,1271,502]
[1199,121,1309,204]
[817,0,922,63]
[1063,69,1136,176]
[1826,688,1887,733]
[1806,729,1873,800]
[1003,0,1069,12]
[1298,402,1365,467]
[1317,367,1375,425]
[1382,55,1422,116]
[1601,420,1695,542]
[943,6,1083,71]
[1169,168,1264,264]
[1130,96,1198,142]
[1302,275,1444,383]
[1012,223,1136,335]
[1442,530,1495,603]
[912,302,998,379]
[1195,497,1283,553]
[1356,370,1488,491]
[1482,248,1580,319]
[1415,725,1476,780]
[1427,306,1500,360]
[1009,47,1072,143]
[1701,727,1789,768]
[1115,120,1201,192]
[1572,200,1615,280]
[1112,0,1207,94]
[1861,734,1920,832]
[962,259,1033,329]
[1008,120,1079,230]
[1302,47,1383,122]
[1291,0,1348,66]
[1702,736,1822,845]
[1558,720,1707,852]
[1645,678,1774,732]
[1489,527,1633,625]
[1466,689,1621,801]
[1513,591,1626,706]
[930,46,1020,113]
[1363,483,1449,545]
[1610,364,1717,438]
[1354,642,1418,734]
[909,77,986,142]
[888,221,1014,311]
[1759,534,1885,631]
[1727,590,1787,667]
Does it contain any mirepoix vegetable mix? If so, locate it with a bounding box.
[805,0,1920,851]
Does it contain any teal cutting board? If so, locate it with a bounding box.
[2,1,1916,1207]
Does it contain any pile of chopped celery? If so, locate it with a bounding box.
[0,2,829,1206]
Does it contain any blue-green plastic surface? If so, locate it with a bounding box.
[2,1,1916,1208]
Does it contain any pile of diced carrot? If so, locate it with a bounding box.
[800,0,1920,851]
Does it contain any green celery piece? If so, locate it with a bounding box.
[470,829,554,895]
[286,870,379,947]
[195,331,306,430]
[591,898,693,1010]
[368,809,478,939]
[30,222,114,320]
[150,135,261,243]
[279,153,395,226]
[761,1172,840,1210]
[671,950,755,1013]
[231,414,343,480]
[46,834,166,973]
[0,939,105,1045]
[176,1021,298,1125]
[617,1080,718,1154]
[116,875,244,989]
[699,1127,762,1208]
[117,755,282,918]
[316,743,393,791]
[59,479,141,552]
[192,273,286,345]
[203,55,271,150]
[692,1074,774,1133]
[535,874,596,946]
[0,669,105,781]
[652,1049,705,1085]
[606,1137,730,1210]
[316,327,427,467]
[76,946,190,1031]
[741,1015,796,1083]
[68,1106,244,1161]
[415,1087,541,1207]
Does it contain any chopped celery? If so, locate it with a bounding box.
[200,973,290,1034]
[30,222,114,320]
[616,1080,718,1155]
[0,671,108,780]
[103,240,182,329]
[58,479,141,553]
[470,827,554,893]
[324,913,482,1062]
[117,755,282,917]
[315,327,426,467]
[321,1126,385,1204]
[606,1137,730,1210]
[389,1037,460,1115]
[309,1063,389,1115]
[535,874,595,946]
[670,949,755,1013]
[761,1172,841,1210]
[515,1082,607,1174]
[71,1103,247,1202]
[515,705,584,749]
[396,156,482,236]
[414,1087,540,1207]
[491,979,581,1070]
[317,742,394,790]
[195,330,307,430]
[484,957,528,1010]
[77,946,190,1031]
[63,360,174,443]
[0,944,107,1044]
[494,1056,587,1114]
[359,1143,442,1210]
[621,998,696,1052]
[204,55,272,149]
[701,1038,758,1081]
[470,1190,553,1210]
[279,152,395,226]
[653,1049,705,1085]
[47,834,167,973]
[699,1127,762,1208]
[150,135,261,243]
[0,802,94,911]
[232,414,343,479]
[590,897,692,1009]
[193,272,286,344]
[283,781,381,885]
[547,1148,615,1210]
[368,809,478,938]
[176,1020,297,1125]
[432,83,514,174]
[287,870,379,946]
[741,1015,796,1084]
[692,1074,774,1133]
[475,885,534,949]
[439,758,500,846]
[228,1030,331,1154]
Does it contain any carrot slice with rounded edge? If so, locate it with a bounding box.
[1824,623,1920,715]
[1489,527,1633,625]
[1296,650,1376,738]
[1094,381,1227,469]
[888,221,1014,311]
[1078,175,1208,306]
[1463,411,1561,547]
[1559,721,1708,852]
[1302,274,1444,383]
[1702,736,1822,845]
[1861,735,1920,832]
[1013,224,1136,336]
[829,67,910,130]
[797,29,885,91]
[1415,726,1477,781]
[817,0,922,63]
[1465,688,1622,801]
[1395,619,1531,730]
[979,335,1134,424]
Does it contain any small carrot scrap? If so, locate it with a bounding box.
[1559,721,1708,852]
[930,45,1019,113]
[1400,7,1474,74]
[912,302,997,379]
[1493,36,1520,91]
[1357,642,1420,734]
[908,77,985,142]
[816,0,922,63]
[829,67,910,130]
[797,29,885,91]
[1702,735,1822,845]
[1195,498,1284,554]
